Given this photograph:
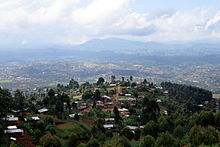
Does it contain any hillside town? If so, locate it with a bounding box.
[0,76,219,147]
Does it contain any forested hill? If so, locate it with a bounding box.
[161,82,212,104]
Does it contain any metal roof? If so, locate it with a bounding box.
[5,129,24,134]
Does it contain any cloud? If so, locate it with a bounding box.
[0,0,220,45]
[71,0,131,26]
[205,12,220,30]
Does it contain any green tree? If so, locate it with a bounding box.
[140,97,160,124]
[45,125,56,135]
[111,75,116,83]
[215,111,220,129]
[197,111,215,126]
[158,116,172,133]
[122,77,125,82]
[134,128,141,140]
[68,79,79,89]
[95,118,105,132]
[72,102,77,110]
[9,142,22,147]
[0,123,4,136]
[113,106,122,127]
[189,125,218,146]
[91,126,102,138]
[120,127,134,140]
[77,144,86,147]
[141,135,155,147]
[105,130,113,138]
[40,133,61,147]
[94,90,101,101]
[143,120,159,138]
[14,89,25,118]
[115,136,131,147]
[155,132,179,147]
[48,89,55,98]
[173,125,185,139]
[97,77,105,85]
[55,100,64,113]
[82,90,93,100]
[86,138,99,147]
[68,133,79,147]
[43,116,54,127]
[0,88,12,116]
[129,76,133,82]
[33,129,42,144]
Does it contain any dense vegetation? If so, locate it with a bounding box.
[161,82,212,104]
[0,77,219,147]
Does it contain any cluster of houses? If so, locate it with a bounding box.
[2,114,41,147]
[68,83,171,130]
[2,82,170,146]
[2,108,51,147]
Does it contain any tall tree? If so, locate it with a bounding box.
[113,106,122,127]
[129,76,133,82]
[97,77,105,85]
[14,89,25,118]
[122,77,125,82]
[0,88,12,117]
[68,79,79,89]
[111,75,116,83]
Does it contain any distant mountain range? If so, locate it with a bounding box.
[1,38,220,62]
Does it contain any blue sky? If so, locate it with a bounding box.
[0,0,220,46]
[133,0,220,12]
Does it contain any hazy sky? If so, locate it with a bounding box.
[0,0,220,45]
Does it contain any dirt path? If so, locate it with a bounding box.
[80,119,95,126]
[56,123,73,128]
[113,84,121,100]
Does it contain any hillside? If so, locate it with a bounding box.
[0,78,219,147]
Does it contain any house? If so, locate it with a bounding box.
[3,115,20,125]
[38,108,48,113]
[96,101,104,107]
[10,137,16,141]
[119,92,125,96]
[4,125,24,136]
[31,116,40,121]
[164,110,168,115]
[102,95,112,102]
[110,84,117,87]
[127,125,138,130]
[125,94,132,97]
[156,86,163,90]
[4,115,19,121]
[5,126,34,147]
[102,108,113,113]
[104,102,113,108]
[118,108,130,117]
[163,90,169,94]
[118,98,136,103]
[69,114,76,118]
[198,104,203,107]
[4,128,24,134]
[156,99,162,103]
[103,124,114,130]
[118,108,129,112]
[7,126,17,130]
[104,118,115,124]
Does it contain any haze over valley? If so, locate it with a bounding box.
[1,38,220,93]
